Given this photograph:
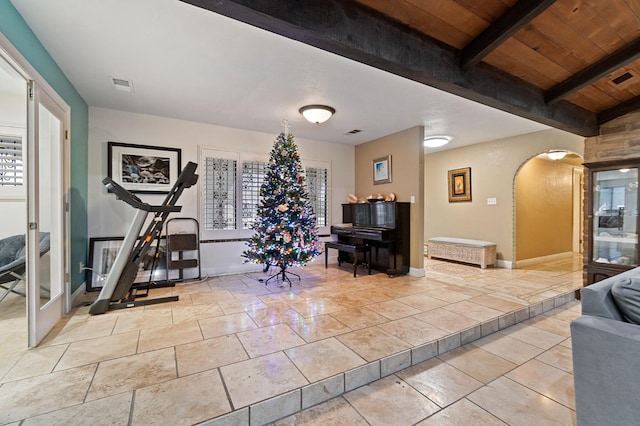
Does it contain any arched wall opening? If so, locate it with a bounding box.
[513,151,584,266]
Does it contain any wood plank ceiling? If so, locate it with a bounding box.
[181,0,640,137]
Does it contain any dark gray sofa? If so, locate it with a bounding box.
[571,267,640,426]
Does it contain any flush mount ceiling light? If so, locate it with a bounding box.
[299,105,335,124]
[423,136,451,148]
[547,150,568,160]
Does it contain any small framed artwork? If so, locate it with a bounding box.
[108,141,181,194]
[86,237,125,291]
[448,167,472,202]
[86,236,178,291]
[373,155,392,185]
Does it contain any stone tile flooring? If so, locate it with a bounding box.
[0,255,582,425]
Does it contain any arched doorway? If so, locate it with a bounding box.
[514,151,584,266]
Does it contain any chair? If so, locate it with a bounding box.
[0,233,50,303]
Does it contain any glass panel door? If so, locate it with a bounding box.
[592,167,638,267]
[26,81,66,346]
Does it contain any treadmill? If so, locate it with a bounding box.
[89,161,198,315]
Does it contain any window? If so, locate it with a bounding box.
[200,147,330,239]
[305,166,328,227]
[202,156,237,231]
[0,135,23,187]
[241,160,268,229]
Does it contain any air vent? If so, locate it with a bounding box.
[345,129,362,135]
[111,77,134,93]
[607,70,636,90]
[612,72,633,85]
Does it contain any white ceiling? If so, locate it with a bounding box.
[8,0,552,150]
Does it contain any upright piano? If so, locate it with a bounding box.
[330,201,410,275]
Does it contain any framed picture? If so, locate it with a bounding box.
[373,155,392,185]
[448,167,472,202]
[108,141,181,194]
[86,236,178,291]
[86,237,124,291]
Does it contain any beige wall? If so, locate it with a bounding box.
[424,129,584,266]
[515,157,576,260]
[355,126,424,272]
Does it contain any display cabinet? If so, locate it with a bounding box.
[585,161,639,285]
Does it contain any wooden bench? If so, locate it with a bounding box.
[325,241,371,277]
[427,237,497,269]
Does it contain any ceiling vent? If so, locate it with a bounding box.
[612,72,633,85]
[111,77,134,93]
[345,129,362,135]
[608,70,636,90]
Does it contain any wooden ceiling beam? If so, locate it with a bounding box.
[460,0,556,71]
[546,38,640,105]
[180,0,598,136]
[598,95,640,125]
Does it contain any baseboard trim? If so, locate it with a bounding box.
[409,267,426,277]
[496,259,513,269]
[515,252,574,268]
[71,282,86,308]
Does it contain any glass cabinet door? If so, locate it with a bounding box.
[592,167,638,266]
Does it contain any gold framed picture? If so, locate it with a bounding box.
[448,167,471,202]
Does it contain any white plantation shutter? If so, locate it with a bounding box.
[241,160,268,229]
[305,166,328,227]
[0,135,23,186]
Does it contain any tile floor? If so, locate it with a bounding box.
[0,255,583,425]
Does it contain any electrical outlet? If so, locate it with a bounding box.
[79,262,85,273]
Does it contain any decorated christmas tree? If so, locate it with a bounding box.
[243,126,321,285]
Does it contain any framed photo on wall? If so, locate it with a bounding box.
[448,167,472,202]
[373,155,392,185]
[108,141,181,194]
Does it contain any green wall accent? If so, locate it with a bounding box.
[1,0,89,293]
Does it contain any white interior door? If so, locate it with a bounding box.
[26,81,67,346]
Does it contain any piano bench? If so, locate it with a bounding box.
[324,241,371,277]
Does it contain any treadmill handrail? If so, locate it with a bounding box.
[102,177,182,213]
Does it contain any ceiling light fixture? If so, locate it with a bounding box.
[423,136,451,148]
[547,150,568,160]
[299,105,335,124]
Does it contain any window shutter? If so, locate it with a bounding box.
[306,166,328,227]
[203,157,237,230]
[0,135,23,186]
[241,160,268,229]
